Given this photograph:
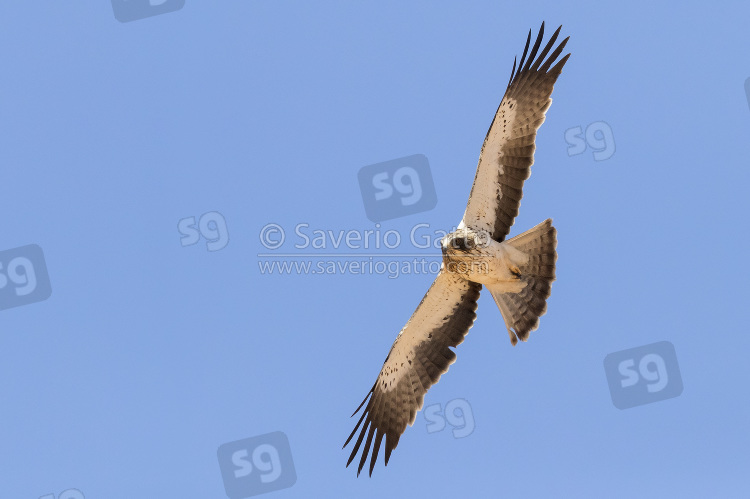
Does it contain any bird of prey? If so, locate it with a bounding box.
[344,22,570,476]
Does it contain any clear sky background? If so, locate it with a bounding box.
[1,2,749,498]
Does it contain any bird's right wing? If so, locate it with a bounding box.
[462,22,570,241]
[344,270,481,476]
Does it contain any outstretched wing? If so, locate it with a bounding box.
[462,22,570,242]
[344,271,481,476]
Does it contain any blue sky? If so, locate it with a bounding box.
[1,2,749,498]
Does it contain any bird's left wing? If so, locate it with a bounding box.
[344,270,481,476]
[462,22,570,242]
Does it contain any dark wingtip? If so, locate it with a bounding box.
[538,34,570,73]
[368,430,383,477]
[530,24,562,71]
[350,386,373,417]
[550,52,571,75]
[507,56,517,88]
[356,425,376,476]
[509,22,569,87]
[522,22,545,73]
[343,407,368,449]
[516,28,533,76]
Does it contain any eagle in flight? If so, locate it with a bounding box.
[345,22,570,476]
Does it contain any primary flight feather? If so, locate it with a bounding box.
[345,21,570,477]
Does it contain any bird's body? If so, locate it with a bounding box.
[441,226,529,293]
[345,22,570,476]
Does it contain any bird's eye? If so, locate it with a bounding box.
[452,237,473,251]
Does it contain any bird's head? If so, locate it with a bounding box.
[441,229,482,253]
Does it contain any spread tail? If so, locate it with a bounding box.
[488,219,557,345]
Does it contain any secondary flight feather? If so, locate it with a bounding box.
[344,21,570,476]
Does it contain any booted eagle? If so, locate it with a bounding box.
[345,22,570,476]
